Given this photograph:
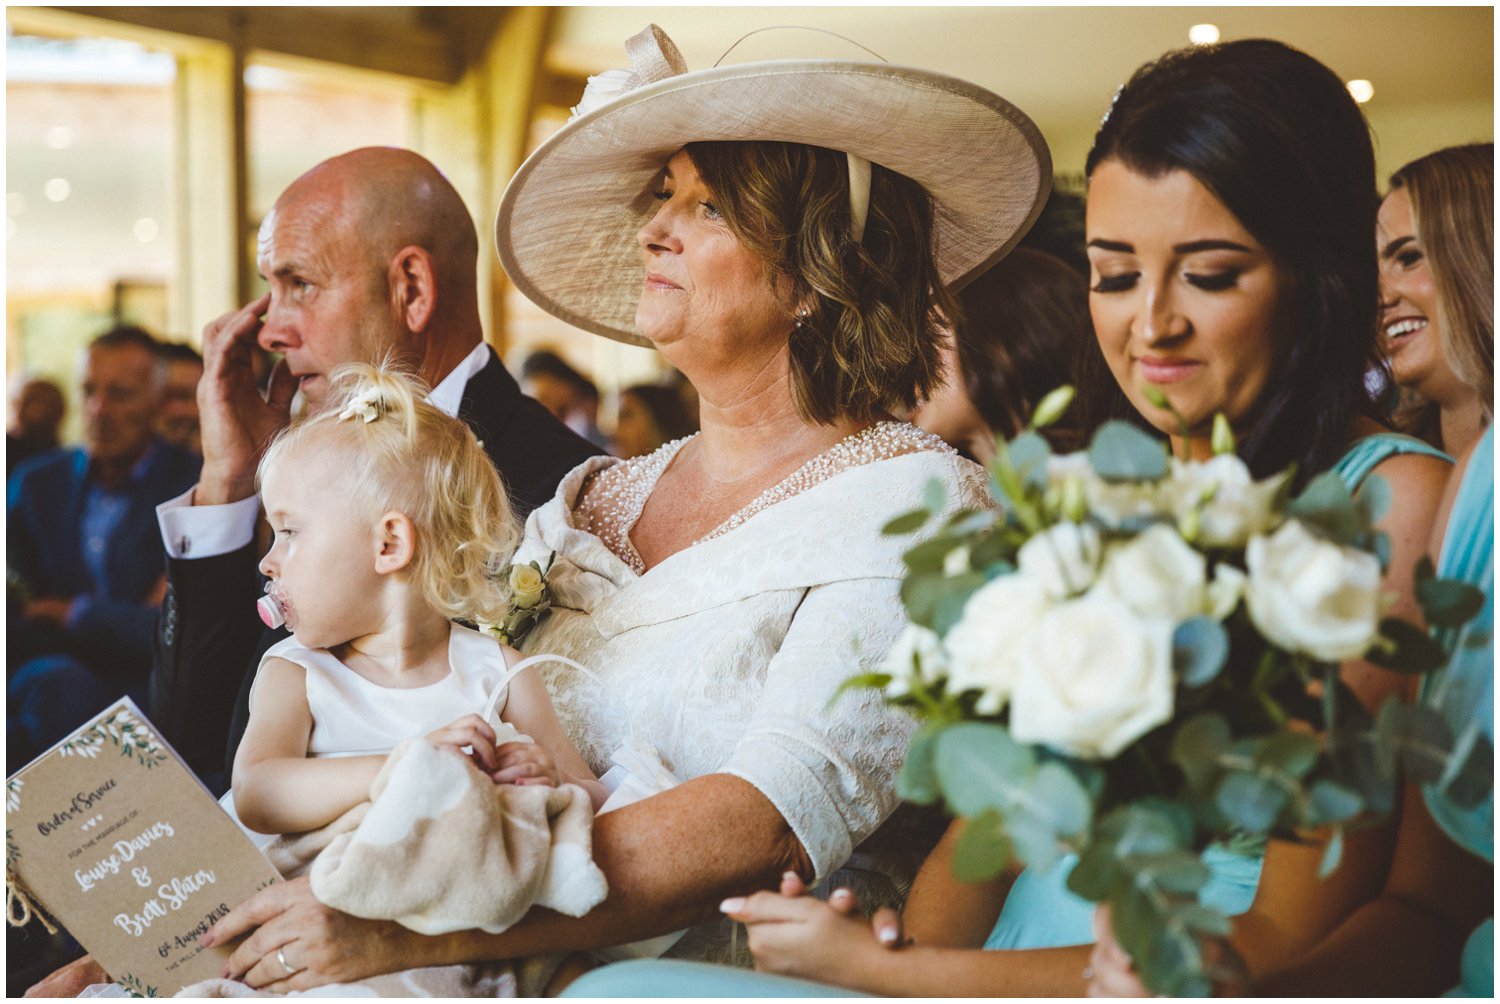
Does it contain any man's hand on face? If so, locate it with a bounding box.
[195,294,300,506]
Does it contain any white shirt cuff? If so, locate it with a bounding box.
[156,486,262,559]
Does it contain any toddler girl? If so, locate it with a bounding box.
[230,363,606,838]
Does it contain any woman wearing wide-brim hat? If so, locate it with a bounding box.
[199,25,1049,992]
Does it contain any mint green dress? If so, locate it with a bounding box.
[564,433,1452,995]
[1421,425,1492,997]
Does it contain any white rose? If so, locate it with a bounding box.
[1165,455,1288,548]
[1047,452,1166,528]
[1017,522,1103,600]
[509,564,546,609]
[880,624,946,699]
[1093,523,1207,622]
[943,575,1051,714]
[1010,595,1175,759]
[1245,520,1383,662]
[1207,563,1247,620]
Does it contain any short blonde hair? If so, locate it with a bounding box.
[258,362,520,625]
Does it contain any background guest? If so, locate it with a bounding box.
[154,340,205,454]
[8,324,200,764]
[521,347,610,448]
[6,374,66,476]
[1378,142,1492,458]
[613,381,698,458]
[913,247,1090,461]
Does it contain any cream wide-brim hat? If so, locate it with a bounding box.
[496,25,1052,347]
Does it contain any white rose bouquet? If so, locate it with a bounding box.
[850,389,1488,995]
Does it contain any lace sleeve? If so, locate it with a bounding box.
[717,575,914,882]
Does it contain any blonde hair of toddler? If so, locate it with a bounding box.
[258,361,521,626]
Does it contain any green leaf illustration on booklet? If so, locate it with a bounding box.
[857,388,1488,996]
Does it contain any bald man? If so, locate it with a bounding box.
[149,148,602,780]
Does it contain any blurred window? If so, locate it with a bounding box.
[6,30,176,441]
[243,61,418,300]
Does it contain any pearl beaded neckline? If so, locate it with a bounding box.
[577,421,955,575]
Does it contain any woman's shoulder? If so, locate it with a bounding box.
[1332,420,1452,492]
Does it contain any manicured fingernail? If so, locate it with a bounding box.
[782,870,799,882]
[877,926,898,945]
[719,897,745,913]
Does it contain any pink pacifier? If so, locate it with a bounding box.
[257,581,290,630]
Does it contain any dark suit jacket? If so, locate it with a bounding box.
[149,348,604,781]
[8,441,201,678]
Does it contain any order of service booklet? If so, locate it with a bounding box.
[7,698,282,996]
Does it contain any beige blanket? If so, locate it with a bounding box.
[175,740,605,997]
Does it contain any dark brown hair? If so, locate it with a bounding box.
[685,140,955,425]
[955,248,1091,448]
[1078,40,1381,485]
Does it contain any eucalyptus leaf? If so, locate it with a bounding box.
[1027,761,1094,838]
[883,508,929,535]
[944,507,997,536]
[1286,472,1369,546]
[1006,813,1066,871]
[1306,779,1364,826]
[1089,421,1169,482]
[1215,770,1290,833]
[1383,702,1459,784]
[923,477,949,515]
[1259,731,1320,778]
[1170,714,1231,791]
[1367,617,1450,673]
[1008,431,1052,490]
[1318,825,1345,879]
[1067,843,1120,901]
[900,570,983,634]
[896,721,947,805]
[934,722,1036,817]
[1124,848,1211,894]
[1095,801,1192,856]
[902,536,962,575]
[1173,618,1230,688]
[1177,903,1233,937]
[950,809,1011,882]
[1415,575,1485,628]
[1438,732,1495,808]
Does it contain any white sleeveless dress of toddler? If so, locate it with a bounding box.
[219,622,514,846]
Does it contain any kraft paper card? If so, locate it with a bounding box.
[7,698,282,997]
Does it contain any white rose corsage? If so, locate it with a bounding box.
[481,551,556,647]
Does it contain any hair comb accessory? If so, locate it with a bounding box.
[338,386,385,424]
[1099,83,1126,130]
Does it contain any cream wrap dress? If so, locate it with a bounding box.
[513,427,992,963]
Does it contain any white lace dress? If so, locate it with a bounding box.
[514,421,993,961]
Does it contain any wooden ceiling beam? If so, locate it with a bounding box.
[48,6,502,84]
